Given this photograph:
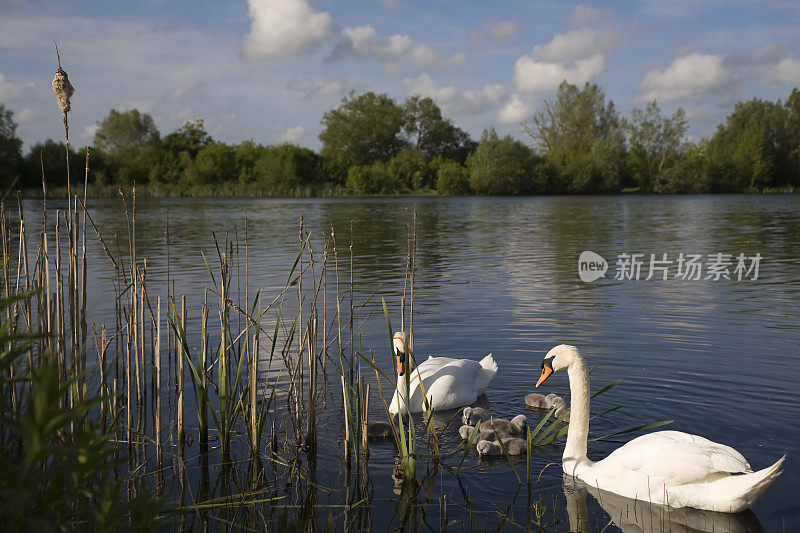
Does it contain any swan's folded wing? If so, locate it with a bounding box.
[598,430,752,485]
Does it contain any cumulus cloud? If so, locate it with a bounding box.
[637,53,729,102]
[330,25,465,73]
[243,0,332,60]
[497,93,532,124]
[0,73,35,102]
[278,125,304,143]
[403,73,506,116]
[287,77,343,98]
[469,20,519,44]
[513,28,617,92]
[765,57,800,84]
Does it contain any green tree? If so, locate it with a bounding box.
[467,128,541,195]
[0,104,23,190]
[319,92,407,167]
[783,88,800,185]
[155,119,212,185]
[253,144,322,190]
[733,124,774,189]
[163,119,210,158]
[387,147,432,190]
[706,98,789,190]
[93,109,159,158]
[523,81,620,153]
[23,140,84,188]
[522,81,626,193]
[196,141,236,184]
[346,162,401,194]
[435,159,470,195]
[625,101,688,193]
[402,95,475,162]
[233,140,267,183]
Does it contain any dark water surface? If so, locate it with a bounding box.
[26,195,800,530]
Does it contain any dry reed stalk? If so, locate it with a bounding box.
[332,228,343,370]
[200,293,208,451]
[139,266,146,411]
[349,221,354,383]
[80,149,89,390]
[125,306,132,448]
[178,294,186,456]
[322,240,328,382]
[155,297,162,467]
[362,383,370,454]
[249,328,258,455]
[219,252,228,447]
[341,374,350,458]
[99,325,107,433]
[409,211,417,357]
[51,42,74,210]
[54,213,65,382]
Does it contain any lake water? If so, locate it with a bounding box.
[24,195,800,530]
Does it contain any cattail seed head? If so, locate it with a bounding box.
[52,66,74,116]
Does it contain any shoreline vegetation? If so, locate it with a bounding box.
[3,81,800,198]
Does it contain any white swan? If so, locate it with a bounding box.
[388,332,498,415]
[536,344,785,513]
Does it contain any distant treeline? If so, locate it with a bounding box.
[2,81,800,196]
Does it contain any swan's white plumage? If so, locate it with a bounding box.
[542,344,784,513]
[388,338,497,415]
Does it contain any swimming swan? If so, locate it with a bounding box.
[388,332,498,415]
[536,344,785,513]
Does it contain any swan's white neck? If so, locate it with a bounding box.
[563,353,591,474]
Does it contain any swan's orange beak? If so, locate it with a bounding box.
[396,354,405,376]
[536,364,552,388]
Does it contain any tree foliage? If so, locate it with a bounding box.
[467,128,542,195]
[524,81,620,153]
[94,109,159,158]
[626,101,688,192]
[0,104,23,190]
[319,92,407,167]
[402,95,475,162]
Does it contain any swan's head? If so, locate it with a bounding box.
[393,331,407,376]
[536,344,580,387]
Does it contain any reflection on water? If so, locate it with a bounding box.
[16,195,800,530]
[563,475,765,533]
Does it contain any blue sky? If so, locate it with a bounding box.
[2,0,800,150]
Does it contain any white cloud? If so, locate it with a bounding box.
[403,73,506,116]
[637,53,729,102]
[514,53,607,92]
[0,73,35,102]
[330,25,465,73]
[243,0,332,60]
[767,57,800,85]
[469,20,519,44]
[497,93,532,124]
[287,77,343,98]
[512,29,617,92]
[278,125,304,143]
